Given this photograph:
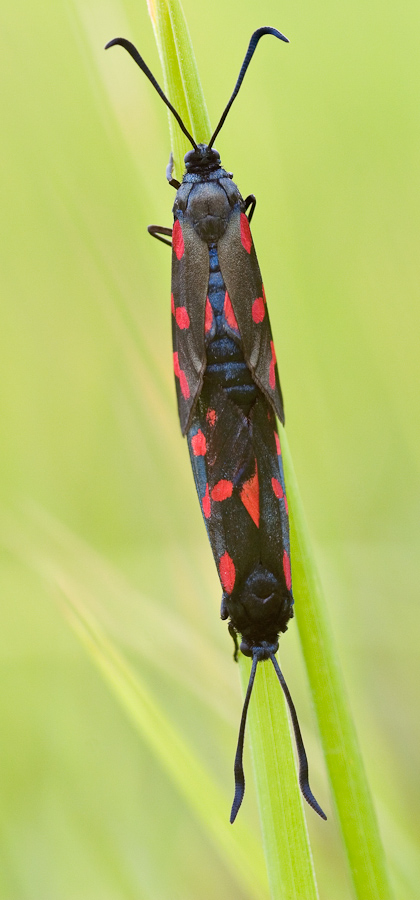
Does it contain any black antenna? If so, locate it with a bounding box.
[230,652,259,823]
[105,38,198,150]
[208,27,289,149]
[270,653,327,820]
[230,650,327,823]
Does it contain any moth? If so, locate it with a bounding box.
[106,27,326,823]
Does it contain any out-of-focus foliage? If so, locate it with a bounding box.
[0,0,419,898]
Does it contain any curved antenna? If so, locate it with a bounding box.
[230,652,259,823]
[270,653,327,820]
[209,27,289,149]
[105,38,198,150]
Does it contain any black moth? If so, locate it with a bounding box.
[106,27,326,823]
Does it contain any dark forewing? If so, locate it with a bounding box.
[186,381,292,601]
[171,213,209,434]
[217,206,284,423]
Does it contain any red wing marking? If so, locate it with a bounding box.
[274,431,281,455]
[202,484,211,519]
[175,306,190,329]
[173,353,180,377]
[173,352,190,399]
[284,497,289,516]
[191,429,207,456]
[269,340,277,390]
[252,296,265,323]
[206,408,217,426]
[240,212,252,254]
[211,480,233,501]
[172,220,184,260]
[205,296,213,333]
[271,477,283,499]
[262,284,266,303]
[224,292,239,332]
[240,464,259,528]
[219,552,236,593]
[283,550,292,591]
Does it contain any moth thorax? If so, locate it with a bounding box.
[186,182,230,242]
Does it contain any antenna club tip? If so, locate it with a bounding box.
[229,797,241,824]
[104,37,124,51]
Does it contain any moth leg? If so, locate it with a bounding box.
[148,224,173,248]
[166,152,181,189]
[228,622,239,662]
[244,194,256,223]
[220,593,229,620]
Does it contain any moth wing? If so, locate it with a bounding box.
[171,213,209,434]
[250,398,293,600]
[187,387,293,609]
[186,385,259,583]
[218,206,284,424]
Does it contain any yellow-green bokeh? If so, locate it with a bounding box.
[1,1,419,898]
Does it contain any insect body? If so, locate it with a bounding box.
[106,28,326,823]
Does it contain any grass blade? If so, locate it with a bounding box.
[147,0,211,178]
[282,430,394,899]
[55,580,269,898]
[238,655,319,899]
[146,3,319,896]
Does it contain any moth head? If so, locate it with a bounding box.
[184,144,220,173]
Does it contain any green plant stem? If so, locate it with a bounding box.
[282,429,394,900]
[238,654,319,899]
[147,2,319,896]
[147,0,211,178]
[146,4,394,898]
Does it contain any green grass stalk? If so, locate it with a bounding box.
[282,431,394,899]
[146,2,320,896]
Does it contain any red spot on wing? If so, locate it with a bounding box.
[172,219,184,260]
[272,477,284,499]
[212,480,233,501]
[173,352,190,399]
[202,484,211,519]
[284,497,289,515]
[171,293,175,316]
[179,372,190,398]
[219,552,236,594]
[240,464,259,527]
[274,431,281,455]
[269,340,277,390]
[191,429,207,456]
[206,408,217,426]
[175,306,190,329]
[262,284,267,304]
[224,292,239,331]
[205,296,213,334]
[240,212,252,254]
[252,296,265,323]
[283,550,292,591]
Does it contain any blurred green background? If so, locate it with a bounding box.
[1,0,419,897]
